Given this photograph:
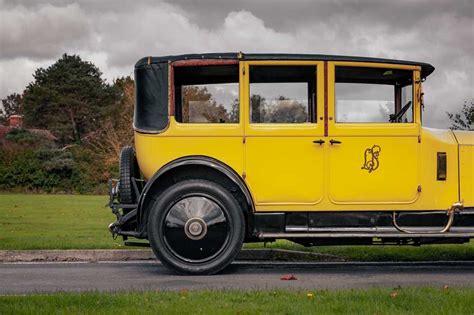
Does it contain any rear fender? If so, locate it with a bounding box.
[136,156,255,236]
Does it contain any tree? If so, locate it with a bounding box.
[447,100,474,130]
[250,94,266,122]
[229,98,240,123]
[0,93,23,123]
[250,94,307,123]
[268,96,308,123]
[22,54,119,144]
[182,86,231,123]
[87,76,135,163]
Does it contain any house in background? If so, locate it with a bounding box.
[0,115,57,142]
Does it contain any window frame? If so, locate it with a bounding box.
[328,61,422,137]
[249,65,317,124]
[243,60,325,137]
[173,63,241,125]
[176,83,240,124]
[165,59,244,137]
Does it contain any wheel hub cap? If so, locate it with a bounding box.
[163,196,229,262]
[184,217,207,240]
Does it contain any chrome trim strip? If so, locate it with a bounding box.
[285,226,474,233]
[260,232,474,239]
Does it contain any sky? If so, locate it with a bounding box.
[0,0,473,128]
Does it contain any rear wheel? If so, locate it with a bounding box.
[147,179,245,275]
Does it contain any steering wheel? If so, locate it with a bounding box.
[390,101,412,123]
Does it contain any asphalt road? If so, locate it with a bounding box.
[1,261,473,294]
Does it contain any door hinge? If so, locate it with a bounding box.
[243,137,246,144]
[242,66,245,75]
[418,135,421,143]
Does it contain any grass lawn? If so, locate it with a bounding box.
[1,288,473,314]
[0,194,473,261]
[0,194,123,250]
[246,239,474,262]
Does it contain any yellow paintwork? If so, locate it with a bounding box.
[135,124,244,181]
[453,130,474,146]
[453,130,474,206]
[327,137,420,204]
[243,61,325,205]
[326,62,421,206]
[134,59,473,213]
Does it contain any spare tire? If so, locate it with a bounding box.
[118,146,140,205]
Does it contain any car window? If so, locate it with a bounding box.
[174,65,239,123]
[335,67,413,123]
[249,66,317,124]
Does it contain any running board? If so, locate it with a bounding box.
[285,226,474,233]
[258,232,474,239]
[253,211,474,240]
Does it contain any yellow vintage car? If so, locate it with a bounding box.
[108,53,473,275]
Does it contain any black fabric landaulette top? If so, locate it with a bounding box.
[135,52,435,78]
[134,62,169,133]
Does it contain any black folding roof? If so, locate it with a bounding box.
[135,52,435,78]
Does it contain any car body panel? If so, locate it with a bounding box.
[134,57,469,213]
[453,130,474,207]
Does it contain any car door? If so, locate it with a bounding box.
[327,62,422,205]
[243,61,325,208]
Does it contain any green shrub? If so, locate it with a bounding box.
[5,128,53,148]
[0,145,112,194]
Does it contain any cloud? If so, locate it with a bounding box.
[0,57,55,97]
[0,0,472,128]
[0,3,94,60]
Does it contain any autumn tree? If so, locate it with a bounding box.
[229,98,240,122]
[87,76,135,163]
[182,86,231,123]
[0,93,23,124]
[447,100,474,130]
[22,54,119,144]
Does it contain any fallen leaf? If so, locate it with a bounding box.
[390,291,398,299]
[280,274,297,281]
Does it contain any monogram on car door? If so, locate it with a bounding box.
[243,61,325,208]
[327,62,422,205]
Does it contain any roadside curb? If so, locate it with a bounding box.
[0,250,154,263]
[237,249,344,262]
[0,249,343,263]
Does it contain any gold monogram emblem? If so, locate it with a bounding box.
[361,145,381,173]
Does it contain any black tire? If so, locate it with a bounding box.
[147,179,245,275]
[118,146,140,205]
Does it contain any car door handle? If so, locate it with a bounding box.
[329,139,342,145]
[313,139,325,145]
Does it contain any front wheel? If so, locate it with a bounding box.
[147,179,245,275]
